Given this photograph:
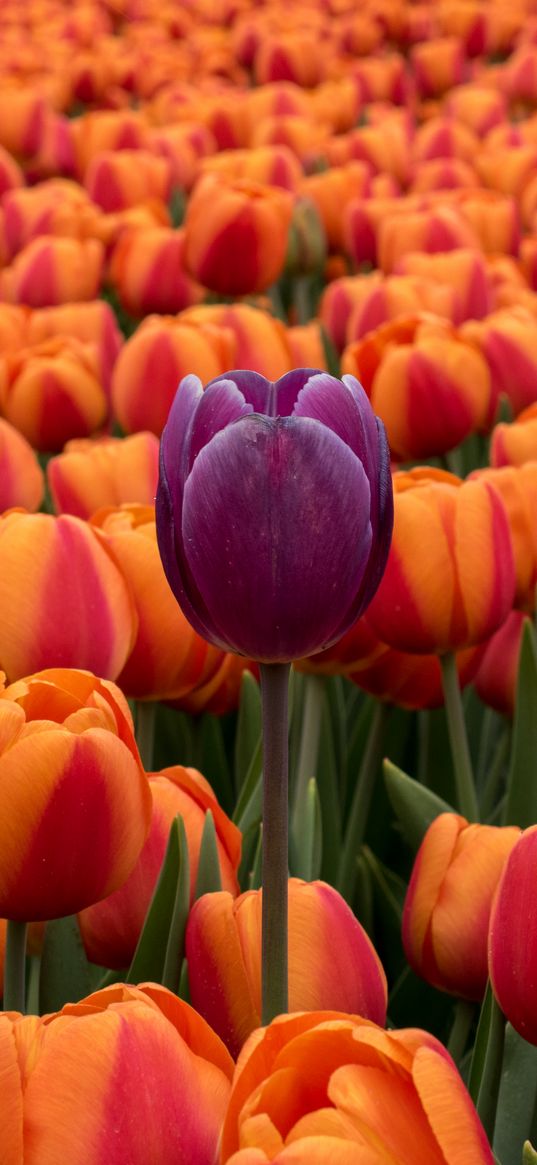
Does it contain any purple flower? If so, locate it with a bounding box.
[156,368,393,663]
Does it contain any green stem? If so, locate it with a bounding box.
[337,702,388,901]
[476,993,506,1143]
[447,999,475,1064]
[135,700,156,771]
[440,652,479,822]
[293,275,313,324]
[4,920,28,1012]
[26,955,41,1016]
[260,662,290,1025]
[291,673,324,837]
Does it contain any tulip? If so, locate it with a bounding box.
[286,323,327,370]
[342,317,493,461]
[180,303,293,380]
[199,145,303,192]
[298,162,371,252]
[27,300,123,398]
[111,315,235,436]
[366,468,515,655]
[411,36,466,98]
[0,668,151,920]
[84,148,172,212]
[186,879,387,1057]
[79,764,241,968]
[156,368,393,663]
[0,335,108,453]
[376,205,477,274]
[1,179,102,261]
[395,249,493,322]
[412,116,480,164]
[220,1011,494,1164]
[90,503,222,700]
[0,510,136,681]
[461,308,537,415]
[108,226,205,317]
[344,276,458,343]
[410,157,479,194]
[251,114,329,167]
[0,85,46,158]
[0,417,44,512]
[470,465,537,610]
[446,82,506,135]
[0,144,24,197]
[47,433,159,519]
[183,174,294,296]
[474,609,526,718]
[343,196,415,269]
[326,115,411,187]
[490,402,537,466]
[489,827,537,1044]
[253,32,327,88]
[0,982,233,1164]
[171,653,258,717]
[69,109,148,178]
[403,812,520,1000]
[0,236,104,308]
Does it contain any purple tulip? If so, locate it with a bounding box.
[156,368,393,663]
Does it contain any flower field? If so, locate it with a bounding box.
[1,0,537,1161]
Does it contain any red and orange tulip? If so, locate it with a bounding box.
[489,826,537,1044]
[474,609,526,718]
[220,1010,494,1163]
[403,812,520,1000]
[0,236,104,307]
[0,668,151,920]
[461,307,537,416]
[47,433,159,519]
[186,878,387,1057]
[0,336,107,452]
[108,226,205,317]
[470,464,537,610]
[0,982,233,1163]
[0,417,44,512]
[490,401,537,466]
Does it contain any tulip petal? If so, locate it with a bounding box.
[0,1016,24,1165]
[204,369,272,413]
[181,415,372,661]
[413,1046,493,1164]
[327,1062,441,1163]
[187,380,253,472]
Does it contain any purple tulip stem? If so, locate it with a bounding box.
[4,919,27,1013]
[260,662,291,1025]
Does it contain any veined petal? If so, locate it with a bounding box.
[187,381,253,473]
[204,370,272,413]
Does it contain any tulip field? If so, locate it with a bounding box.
[4,0,537,1160]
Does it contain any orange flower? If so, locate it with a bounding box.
[180,303,293,380]
[79,764,241,968]
[70,108,148,177]
[183,174,294,296]
[84,149,172,212]
[220,1011,494,1163]
[186,879,387,1058]
[0,236,104,308]
[461,307,537,415]
[0,510,136,682]
[366,468,515,654]
[0,983,233,1163]
[27,300,123,397]
[0,668,151,920]
[470,464,537,609]
[1,179,103,261]
[490,401,537,466]
[285,323,327,370]
[0,417,44,512]
[395,249,493,323]
[0,336,107,453]
[299,162,371,251]
[474,609,526,718]
[489,827,537,1045]
[411,36,466,98]
[376,205,477,274]
[403,813,520,1000]
[47,433,159,519]
[108,226,205,317]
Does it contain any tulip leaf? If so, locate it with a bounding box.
[127,816,184,986]
[234,671,262,795]
[162,816,190,995]
[493,1026,537,1165]
[504,619,537,828]
[291,778,322,882]
[383,760,454,852]
[468,982,506,1143]
[39,916,93,1014]
[249,824,263,890]
[197,713,234,816]
[233,759,262,833]
[194,810,222,899]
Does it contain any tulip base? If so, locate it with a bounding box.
[4,919,27,1013]
[260,662,290,1025]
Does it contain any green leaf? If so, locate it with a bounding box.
[234,671,262,796]
[162,817,190,995]
[39,916,93,1014]
[249,825,263,890]
[468,983,506,1143]
[233,744,262,831]
[291,778,322,881]
[197,714,234,815]
[127,816,183,986]
[504,620,537,827]
[523,1142,537,1164]
[194,810,222,899]
[384,760,454,852]
[493,1025,537,1165]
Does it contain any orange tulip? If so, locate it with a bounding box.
[0,983,233,1163]
[403,812,520,1000]
[26,300,123,397]
[79,764,241,968]
[0,336,107,453]
[180,303,293,380]
[395,249,493,323]
[0,668,150,920]
[490,401,537,466]
[85,149,172,212]
[173,653,258,716]
[286,322,327,370]
[474,609,526,718]
[90,503,222,700]
[446,82,507,135]
[253,31,328,89]
[199,145,303,191]
[1,179,102,261]
[0,84,47,158]
[411,36,466,98]
[344,276,458,342]
[366,468,515,654]
[220,1011,494,1163]
[0,417,44,512]
[183,174,293,295]
[299,162,371,251]
[489,827,537,1045]
[108,226,205,317]
[0,510,136,681]
[376,205,477,274]
[187,878,387,1058]
[47,433,159,519]
[0,236,104,308]
[70,108,148,178]
[470,464,537,609]
[461,307,537,415]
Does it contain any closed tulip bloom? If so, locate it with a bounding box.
[184,174,293,296]
[347,633,483,711]
[27,300,123,397]
[410,158,479,194]
[403,813,520,1000]
[0,983,233,1164]
[299,163,371,252]
[0,85,46,158]
[91,503,221,700]
[395,249,492,323]
[47,433,159,519]
[79,764,241,968]
[187,879,387,1057]
[199,145,303,193]
[1,179,102,261]
[286,323,327,371]
[461,308,537,416]
[180,304,293,380]
[157,368,393,663]
[0,336,107,452]
[0,668,151,920]
[0,417,44,512]
[412,117,480,164]
[474,609,526,718]
[0,236,104,307]
[366,468,515,654]
[489,827,537,1043]
[376,205,477,274]
[0,511,136,681]
[411,36,466,98]
[491,402,537,467]
[344,276,458,343]
[84,149,171,212]
[470,465,537,610]
[221,1010,494,1164]
[172,653,257,717]
[343,317,493,461]
[108,226,205,317]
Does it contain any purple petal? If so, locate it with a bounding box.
[204,369,271,413]
[273,368,325,417]
[187,380,254,473]
[181,414,373,662]
[160,374,203,516]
